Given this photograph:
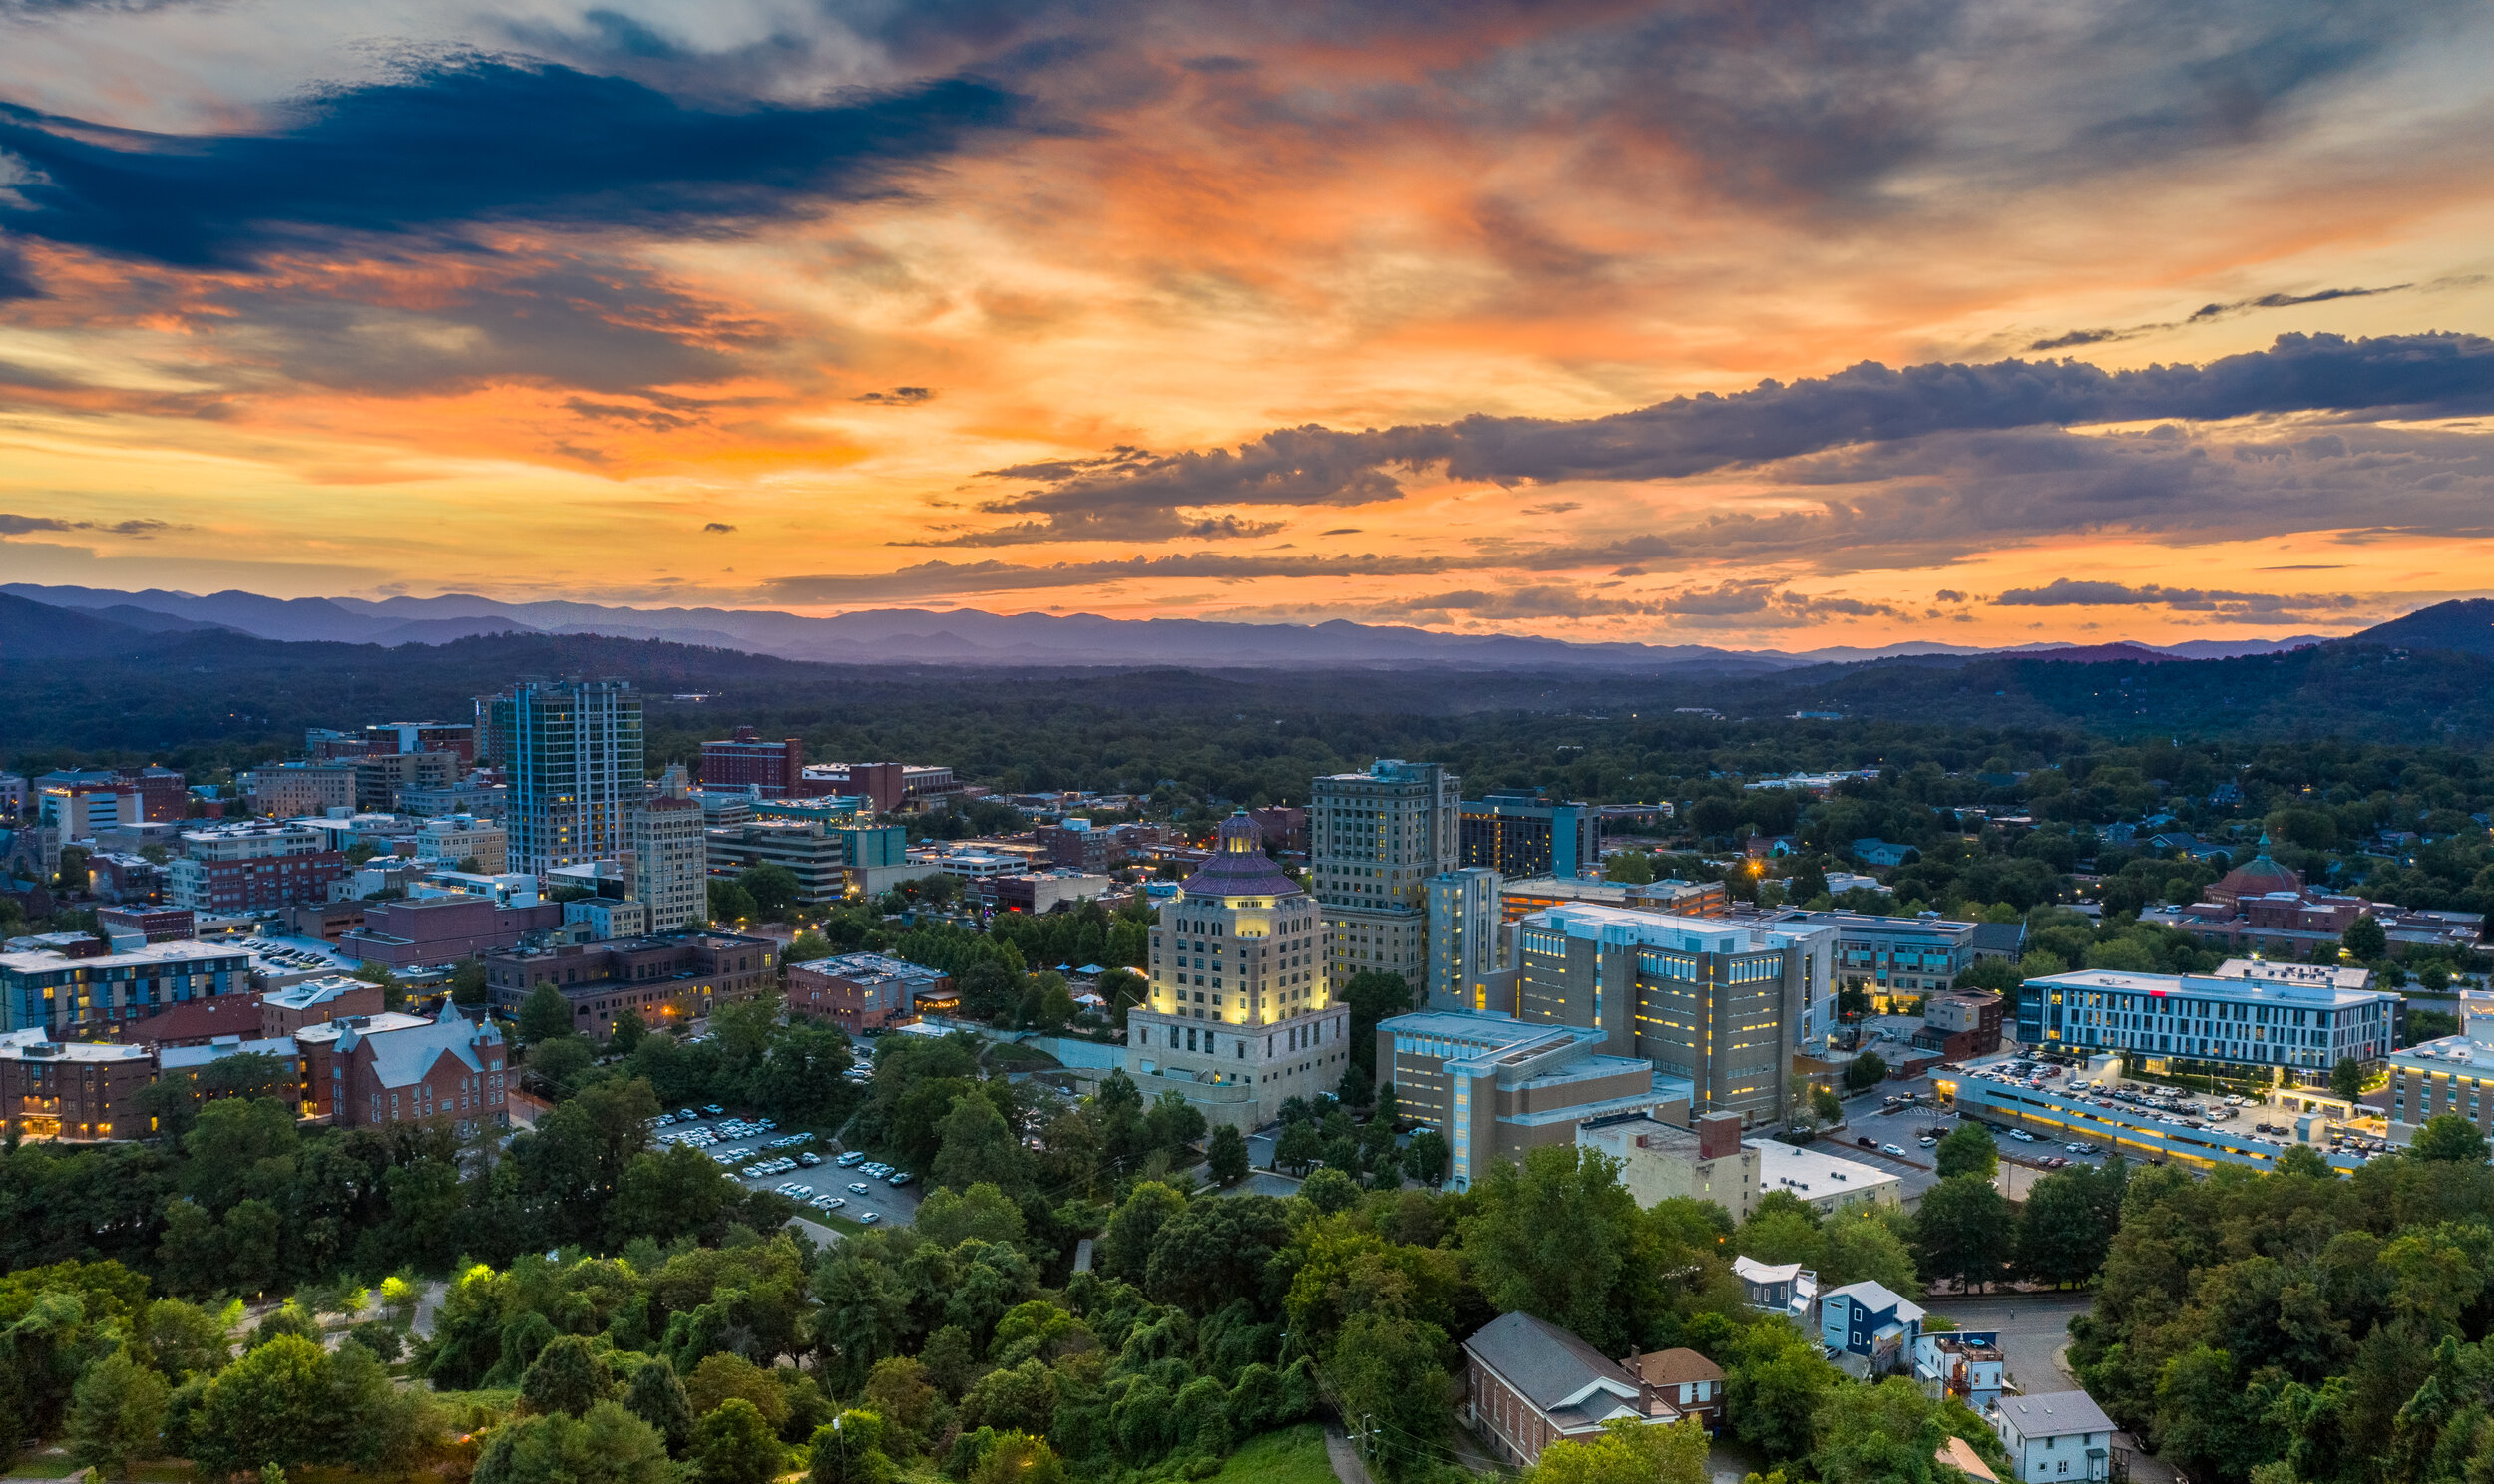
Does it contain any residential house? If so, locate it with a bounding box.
[1916,1330,2006,1409]
[1625,1348,1725,1433]
[1460,1311,1683,1467]
[1733,1256,1817,1323]
[1988,1391,2118,1483]
[1820,1280,1925,1378]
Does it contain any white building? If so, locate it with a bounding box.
[1426,866,1506,1012]
[2019,966,2399,1078]
[1128,812,1344,1130]
[1752,1138,1903,1215]
[413,813,507,875]
[633,765,707,930]
[1989,1391,2117,1482]
[1312,759,1460,996]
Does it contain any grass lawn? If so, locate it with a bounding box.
[1214,1426,1335,1484]
[3,1452,81,1480]
[984,1042,1064,1071]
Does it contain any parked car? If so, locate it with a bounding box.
[1857,1136,1877,1148]
[1881,1144,1905,1157]
[798,1152,822,1167]
[887,1172,913,1187]
[859,1213,881,1225]
[849,1183,871,1195]
[703,1104,724,1115]
[836,1151,866,1167]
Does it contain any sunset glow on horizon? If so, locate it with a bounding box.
[4,0,2493,649]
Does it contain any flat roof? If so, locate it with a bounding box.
[1526,902,1829,954]
[0,1028,154,1063]
[2029,967,2393,1008]
[0,939,249,974]
[1749,1138,1903,1200]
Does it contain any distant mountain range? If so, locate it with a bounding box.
[0,581,2371,670]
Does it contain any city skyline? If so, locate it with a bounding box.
[3,1,2492,646]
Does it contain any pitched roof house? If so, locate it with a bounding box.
[1461,1312,1682,1466]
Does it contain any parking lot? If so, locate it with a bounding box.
[654,1105,920,1233]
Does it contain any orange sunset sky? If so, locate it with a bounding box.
[2,0,2491,650]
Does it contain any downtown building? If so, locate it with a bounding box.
[480,678,644,875]
[633,765,708,930]
[1510,902,1837,1121]
[1126,812,1347,1130]
[1459,789,1600,880]
[2017,965,2399,1083]
[1310,759,1460,997]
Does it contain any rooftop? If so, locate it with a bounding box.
[2028,967,2395,1009]
[1528,902,1830,955]
[1,939,249,975]
[1993,1390,2116,1439]
[0,1028,154,1063]
[2212,957,2375,991]
[1750,1138,1904,1202]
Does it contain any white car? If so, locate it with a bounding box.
[859,1212,881,1225]
[848,1182,871,1194]
[1882,1143,1905,1157]
[836,1152,866,1167]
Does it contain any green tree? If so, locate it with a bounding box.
[914,1183,1028,1249]
[2013,1167,2111,1289]
[2411,1113,2491,1163]
[1402,1128,1450,1187]
[709,879,756,924]
[931,1091,1032,1192]
[1274,1120,1324,1175]
[1207,1123,1250,1186]
[69,1348,171,1483]
[736,864,802,924]
[1332,1311,1453,1483]
[1933,1124,1999,1181]
[1604,851,1656,886]
[692,1397,784,1484]
[186,1333,331,1480]
[2329,1057,2367,1103]
[517,983,577,1046]
[624,1357,696,1457]
[610,1010,648,1056]
[786,930,834,964]
[474,1401,675,1484]
[1527,1416,1709,1484]
[808,1411,895,1484]
[1844,1052,1889,1093]
[1820,1209,1919,1294]
[521,1335,612,1419]
[1810,1086,1844,1125]
[1338,969,1416,1083]
[1914,1175,2014,1294]
[968,1432,1067,1484]
[1300,1166,1361,1215]
[450,956,490,1007]
[2341,914,2387,961]
[1461,1144,1648,1354]
[1726,1322,1833,1464]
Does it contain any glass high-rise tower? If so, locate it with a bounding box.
[479,678,643,876]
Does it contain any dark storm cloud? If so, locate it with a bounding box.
[0,56,1028,269]
[1993,578,2358,615]
[962,333,2494,542]
[757,550,1456,602]
[854,387,937,404]
[2026,283,2414,349]
[0,512,170,537]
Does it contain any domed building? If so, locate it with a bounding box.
[1124,811,1347,1130]
[2208,835,2304,910]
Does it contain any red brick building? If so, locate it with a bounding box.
[786,952,949,1034]
[701,727,806,792]
[261,976,387,1038]
[0,1032,159,1142]
[482,931,778,1039]
[97,906,196,943]
[324,1012,509,1136]
[1461,1311,1684,1466]
[107,991,267,1048]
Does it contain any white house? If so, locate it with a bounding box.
[1990,1391,2117,1482]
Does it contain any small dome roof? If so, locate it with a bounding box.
[1178,810,1305,902]
[2215,834,2302,899]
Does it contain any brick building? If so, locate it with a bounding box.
[482,930,778,1039]
[322,1013,509,1136]
[35,767,187,823]
[786,952,950,1034]
[97,906,196,944]
[336,894,564,971]
[168,823,347,916]
[262,975,388,1038]
[107,991,267,1048]
[700,727,806,792]
[1461,1311,1684,1466]
[0,1028,158,1142]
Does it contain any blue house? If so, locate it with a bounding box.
[1820,1279,1925,1377]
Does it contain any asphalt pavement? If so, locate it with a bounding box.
[654,1109,920,1233]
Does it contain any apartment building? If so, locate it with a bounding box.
[700,727,806,792]
[0,1028,158,1141]
[634,765,708,930]
[0,938,251,1034]
[480,678,643,875]
[247,763,358,819]
[1768,908,1977,1007]
[167,822,347,915]
[412,814,507,874]
[1577,1109,1758,1220]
